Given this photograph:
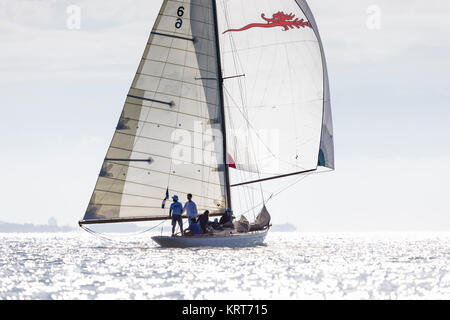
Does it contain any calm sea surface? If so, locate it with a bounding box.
[1,232,450,299]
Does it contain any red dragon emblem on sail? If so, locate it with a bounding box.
[223,11,312,34]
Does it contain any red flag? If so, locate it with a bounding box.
[227,153,236,169]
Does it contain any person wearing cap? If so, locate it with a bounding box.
[183,193,198,225]
[219,208,235,228]
[169,195,184,236]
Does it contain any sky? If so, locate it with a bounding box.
[0,0,449,231]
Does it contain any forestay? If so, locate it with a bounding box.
[82,0,229,223]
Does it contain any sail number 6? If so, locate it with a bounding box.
[175,6,184,29]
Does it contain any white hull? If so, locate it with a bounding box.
[151,229,268,248]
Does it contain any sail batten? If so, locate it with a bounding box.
[94,176,224,201]
[126,94,174,106]
[150,31,196,42]
[123,101,219,122]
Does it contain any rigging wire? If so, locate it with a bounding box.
[80,219,168,243]
[222,5,268,219]
[222,3,252,217]
[238,171,313,217]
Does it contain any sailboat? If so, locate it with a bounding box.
[78,0,334,248]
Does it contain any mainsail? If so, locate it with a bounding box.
[79,0,334,225]
[81,0,229,224]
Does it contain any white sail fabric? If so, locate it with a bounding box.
[296,0,334,170]
[216,0,334,185]
[83,0,228,222]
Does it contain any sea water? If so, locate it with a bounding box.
[1,232,450,299]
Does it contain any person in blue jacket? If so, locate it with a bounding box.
[169,195,183,236]
[186,217,202,235]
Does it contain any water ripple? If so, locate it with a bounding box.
[0,232,450,299]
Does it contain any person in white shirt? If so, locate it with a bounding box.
[183,193,198,225]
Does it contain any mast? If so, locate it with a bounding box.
[211,0,232,210]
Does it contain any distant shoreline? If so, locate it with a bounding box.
[0,222,74,233]
[0,221,297,233]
